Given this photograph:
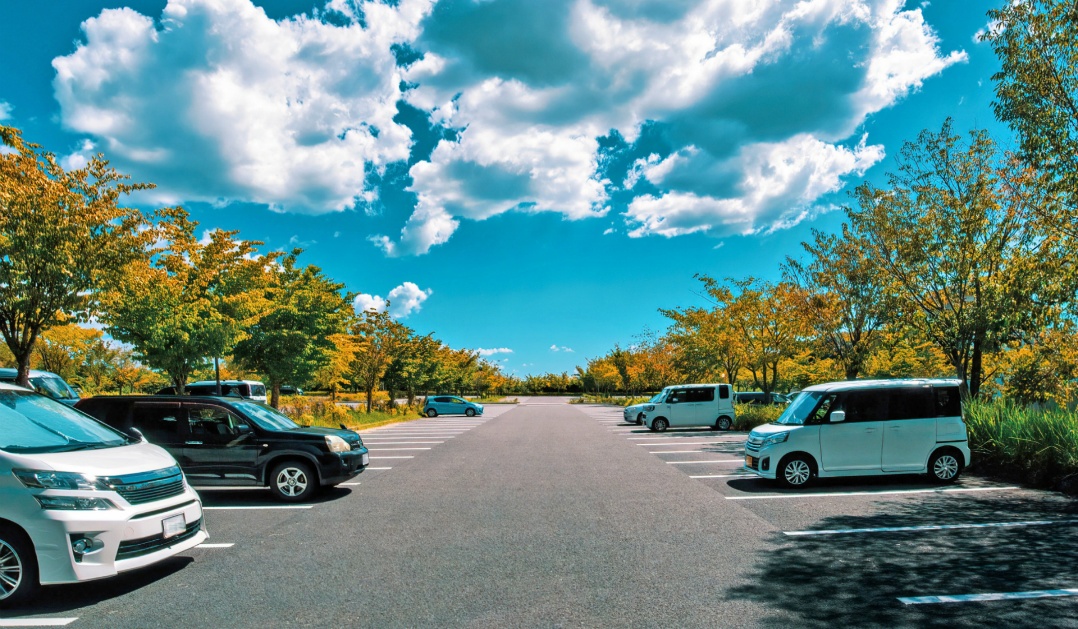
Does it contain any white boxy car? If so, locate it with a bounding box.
[743,379,971,487]
[0,383,208,606]
[641,383,736,431]
[623,391,668,425]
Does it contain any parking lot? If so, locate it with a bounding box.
[3,399,1076,628]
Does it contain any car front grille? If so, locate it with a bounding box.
[109,466,186,505]
[116,518,203,560]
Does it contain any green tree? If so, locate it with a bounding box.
[231,250,350,408]
[983,0,1078,231]
[349,307,410,412]
[0,125,151,386]
[783,225,896,379]
[847,120,1065,397]
[102,208,270,392]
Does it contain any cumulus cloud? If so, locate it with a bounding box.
[0,101,11,120]
[51,0,965,253]
[477,347,513,356]
[51,0,423,212]
[352,281,432,318]
[549,344,574,353]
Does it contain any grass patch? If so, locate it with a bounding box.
[571,394,652,406]
[473,396,518,404]
[964,398,1078,493]
[277,395,424,431]
[732,403,785,431]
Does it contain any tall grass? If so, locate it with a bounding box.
[277,396,425,431]
[964,398,1078,491]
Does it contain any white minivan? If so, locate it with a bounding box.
[641,383,736,431]
[743,379,971,487]
[0,383,208,606]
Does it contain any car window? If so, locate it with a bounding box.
[886,388,934,420]
[188,405,247,441]
[837,390,888,423]
[231,400,300,431]
[934,386,962,417]
[0,390,132,454]
[133,404,187,442]
[28,376,77,400]
[718,385,730,399]
[667,389,687,404]
[688,387,714,402]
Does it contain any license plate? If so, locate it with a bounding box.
[361,453,369,466]
[163,514,186,539]
[745,455,756,467]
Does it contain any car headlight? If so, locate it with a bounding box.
[325,435,350,453]
[34,496,117,511]
[645,405,655,412]
[13,469,113,491]
[761,432,790,447]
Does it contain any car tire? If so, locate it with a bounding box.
[465,408,476,417]
[778,455,814,488]
[652,418,668,432]
[269,461,317,502]
[635,413,643,426]
[426,408,438,418]
[928,449,963,483]
[714,415,733,431]
[0,525,38,608]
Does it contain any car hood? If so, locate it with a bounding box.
[749,423,800,438]
[5,442,179,476]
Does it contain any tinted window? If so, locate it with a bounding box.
[838,390,888,423]
[688,387,715,403]
[934,386,962,417]
[718,385,730,399]
[667,389,688,403]
[187,405,247,442]
[133,404,187,443]
[886,388,934,420]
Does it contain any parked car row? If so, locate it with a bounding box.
[0,384,368,607]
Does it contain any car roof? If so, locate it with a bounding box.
[0,368,65,378]
[0,381,32,392]
[801,378,962,393]
[79,394,249,404]
[667,383,730,388]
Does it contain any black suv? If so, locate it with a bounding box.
[75,395,368,502]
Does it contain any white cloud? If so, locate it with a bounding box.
[51,0,426,213]
[477,347,513,356]
[549,344,574,353]
[60,139,96,171]
[353,281,432,318]
[0,101,12,120]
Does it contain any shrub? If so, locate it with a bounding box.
[732,403,784,431]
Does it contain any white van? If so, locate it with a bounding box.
[743,379,971,487]
[0,383,208,606]
[641,383,736,431]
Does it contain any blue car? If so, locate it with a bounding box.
[422,395,484,417]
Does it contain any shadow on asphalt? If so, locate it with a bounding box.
[195,485,353,507]
[728,493,1078,628]
[724,474,1004,495]
[0,557,194,616]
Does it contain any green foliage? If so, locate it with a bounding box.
[0,125,152,385]
[732,403,785,431]
[965,398,1078,490]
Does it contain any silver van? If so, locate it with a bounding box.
[0,368,81,406]
[641,383,736,431]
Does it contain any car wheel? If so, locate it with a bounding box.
[0,525,38,608]
[426,408,438,418]
[652,418,668,432]
[635,413,643,426]
[928,449,962,483]
[778,455,813,488]
[465,408,476,417]
[715,415,733,431]
[270,461,316,502]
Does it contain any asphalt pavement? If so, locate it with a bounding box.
[4,399,1076,628]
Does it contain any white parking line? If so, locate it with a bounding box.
[667,460,744,465]
[785,519,1078,536]
[726,486,1021,500]
[203,506,313,510]
[689,474,750,479]
[369,455,414,459]
[366,467,393,470]
[0,620,79,627]
[197,543,235,548]
[360,441,445,445]
[650,450,715,454]
[367,447,432,451]
[341,482,362,486]
[638,442,722,446]
[899,588,1078,605]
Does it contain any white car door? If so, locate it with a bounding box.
[882,387,938,471]
[819,390,885,471]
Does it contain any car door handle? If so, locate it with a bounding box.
[185,441,203,445]
[864,428,876,433]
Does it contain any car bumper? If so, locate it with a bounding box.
[319,448,369,485]
[743,447,778,480]
[31,487,208,586]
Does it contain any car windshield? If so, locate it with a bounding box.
[233,400,300,430]
[29,376,78,400]
[0,389,132,453]
[773,391,825,426]
[648,392,664,403]
[249,384,266,397]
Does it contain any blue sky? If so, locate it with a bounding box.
[0,0,1009,377]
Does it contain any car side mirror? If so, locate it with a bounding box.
[829,410,846,423]
[235,424,252,435]
[127,427,146,442]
